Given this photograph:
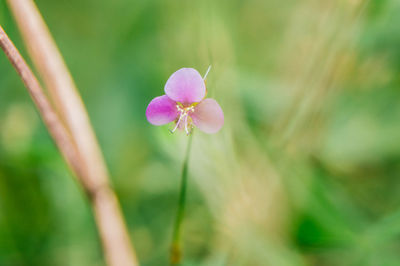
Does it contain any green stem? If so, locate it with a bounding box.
[170,133,193,265]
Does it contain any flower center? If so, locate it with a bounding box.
[171,103,196,135]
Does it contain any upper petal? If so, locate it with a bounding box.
[146,95,178,125]
[164,68,206,104]
[191,98,224,134]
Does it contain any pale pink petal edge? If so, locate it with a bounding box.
[191,98,224,134]
[164,68,206,104]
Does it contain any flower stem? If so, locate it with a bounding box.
[170,133,193,265]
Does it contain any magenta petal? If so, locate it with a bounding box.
[191,98,224,134]
[146,95,178,125]
[164,68,206,104]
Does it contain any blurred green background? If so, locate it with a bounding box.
[1,0,400,265]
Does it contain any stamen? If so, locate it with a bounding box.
[170,104,195,134]
[170,114,182,133]
[203,65,212,80]
[184,115,188,135]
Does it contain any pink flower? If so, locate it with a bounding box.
[146,67,224,134]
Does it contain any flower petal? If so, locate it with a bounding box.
[164,68,206,104]
[191,98,224,134]
[146,95,178,125]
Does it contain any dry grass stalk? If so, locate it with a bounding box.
[4,0,138,265]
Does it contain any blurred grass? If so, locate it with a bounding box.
[1,0,400,265]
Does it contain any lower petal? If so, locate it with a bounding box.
[146,95,178,125]
[191,98,224,134]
